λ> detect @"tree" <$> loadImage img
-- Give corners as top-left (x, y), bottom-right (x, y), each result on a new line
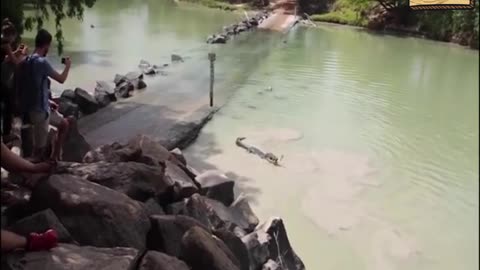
top-left (1, 0), bottom-right (97, 54)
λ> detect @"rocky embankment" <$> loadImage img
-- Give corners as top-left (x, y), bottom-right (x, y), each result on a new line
top-left (55, 57), bottom-right (181, 121)
top-left (2, 131), bottom-right (305, 269)
top-left (206, 11), bottom-right (270, 44)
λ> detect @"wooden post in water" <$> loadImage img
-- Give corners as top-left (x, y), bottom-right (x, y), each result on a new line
top-left (208, 53), bottom-right (216, 107)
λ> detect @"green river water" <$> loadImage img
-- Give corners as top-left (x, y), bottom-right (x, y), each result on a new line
top-left (24, 1), bottom-right (479, 269)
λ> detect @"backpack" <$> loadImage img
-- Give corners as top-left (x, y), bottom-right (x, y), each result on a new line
top-left (17, 54), bottom-right (47, 116)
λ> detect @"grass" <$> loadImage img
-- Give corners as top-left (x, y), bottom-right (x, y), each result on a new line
top-left (310, 0), bottom-right (369, 27)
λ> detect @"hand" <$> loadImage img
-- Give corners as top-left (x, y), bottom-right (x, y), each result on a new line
top-left (19, 44), bottom-right (28, 55)
top-left (50, 102), bottom-right (59, 111)
top-left (31, 161), bottom-right (55, 174)
top-left (63, 57), bottom-right (72, 68)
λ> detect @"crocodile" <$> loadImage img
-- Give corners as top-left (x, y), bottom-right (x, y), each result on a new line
top-left (235, 137), bottom-right (282, 166)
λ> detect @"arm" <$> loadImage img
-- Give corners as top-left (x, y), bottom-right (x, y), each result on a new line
top-left (47, 57), bottom-right (71, 84)
top-left (1, 143), bottom-right (52, 173)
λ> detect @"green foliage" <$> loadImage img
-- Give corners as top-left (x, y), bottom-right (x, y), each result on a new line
top-left (1, 0), bottom-right (97, 54)
top-left (310, 0), bottom-right (369, 26)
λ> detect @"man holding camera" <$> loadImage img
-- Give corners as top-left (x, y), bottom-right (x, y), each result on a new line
top-left (19, 29), bottom-right (72, 161)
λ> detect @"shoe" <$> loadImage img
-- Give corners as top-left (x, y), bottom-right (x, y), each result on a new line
top-left (27, 229), bottom-right (58, 251)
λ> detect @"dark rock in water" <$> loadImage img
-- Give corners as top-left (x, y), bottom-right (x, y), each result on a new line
top-left (144, 198), bottom-right (165, 216)
top-left (74, 87), bottom-right (99, 114)
top-left (29, 175), bottom-right (150, 249)
top-left (137, 79), bottom-right (147, 90)
top-left (163, 63), bottom-right (169, 67)
top-left (214, 228), bottom-right (250, 270)
top-left (242, 231), bottom-right (271, 270)
top-left (127, 134), bottom-right (173, 165)
top-left (143, 66), bottom-right (157, 75)
top-left (114, 74), bottom-right (128, 86)
top-left (96, 80), bottom-right (116, 94)
top-left (230, 197), bottom-right (259, 232)
top-left (62, 119), bottom-right (91, 163)
top-left (147, 215), bottom-right (210, 257)
top-left (55, 161), bottom-right (170, 203)
top-left (7, 209), bottom-right (75, 244)
top-left (2, 244), bottom-right (140, 270)
top-left (95, 92), bottom-right (113, 108)
top-left (237, 25), bottom-right (248, 33)
top-left (196, 170), bottom-right (235, 206)
top-left (139, 251), bottom-right (190, 270)
top-left (126, 71), bottom-right (144, 81)
top-left (258, 217), bottom-right (305, 270)
top-left (171, 54), bottom-right (184, 62)
top-left (262, 259), bottom-right (284, 270)
top-left (139, 59), bottom-right (151, 68)
top-left (207, 34), bottom-right (227, 44)
top-left (95, 81), bottom-right (117, 107)
top-left (249, 18), bottom-right (259, 26)
top-left (83, 142), bottom-right (142, 163)
top-left (180, 226), bottom-right (241, 270)
top-left (115, 81), bottom-right (134, 98)
top-left (57, 98), bottom-right (79, 119)
top-left (60, 89), bottom-right (75, 101)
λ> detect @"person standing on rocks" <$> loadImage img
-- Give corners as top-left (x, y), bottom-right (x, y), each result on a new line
top-left (18, 29), bottom-right (72, 161)
top-left (1, 142), bottom-right (58, 252)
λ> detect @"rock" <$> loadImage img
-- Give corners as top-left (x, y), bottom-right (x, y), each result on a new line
top-left (147, 215), bottom-right (210, 257)
top-left (57, 98), bottom-right (79, 119)
top-left (60, 89), bottom-right (75, 101)
top-left (125, 71), bottom-right (144, 81)
top-left (94, 81), bottom-right (117, 108)
top-left (95, 80), bottom-right (116, 94)
top-left (237, 25), bottom-right (248, 33)
top-left (115, 81), bottom-right (135, 98)
top-left (74, 87), bottom-right (99, 114)
top-left (144, 198), bottom-right (165, 216)
top-left (7, 209), bottom-right (75, 243)
top-left (230, 196), bottom-right (259, 232)
top-left (62, 119), bottom-right (91, 162)
top-left (262, 259), bottom-right (284, 270)
top-left (94, 92), bottom-right (113, 108)
top-left (249, 18), bottom-right (259, 26)
top-left (29, 175), bottom-right (150, 249)
top-left (165, 194), bottom-right (224, 230)
top-left (196, 170), bottom-right (235, 206)
top-left (61, 119), bottom-right (91, 163)
top-left (165, 160), bottom-right (198, 200)
top-left (207, 35), bottom-right (227, 44)
top-left (170, 148), bottom-right (186, 165)
top-left (258, 217), bottom-right (305, 270)
top-left (139, 251), bottom-right (190, 270)
top-left (143, 66), bottom-right (157, 75)
top-left (1, 243), bottom-right (140, 270)
top-left (127, 135), bottom-right (172, 164)
top-left (55, 161), bottom-right (170, 203)
top-left (137, 79), bottom-right (147, 90)
top-left (180, 226), bottom-right (240, 270)
top-left (171, 54), bottom-right (184, 62)
top-left (166, 194), bottom-right (258, 233)
top-left (83, 142), bottom-right (143, 163)
top-left (139, 59), bottom-right (151, 68)
top-left (114, 74), bottom-right (128, 86)
top-left (214, 228), bottom-right (250, 270)
top-left (242, 231), bottom-right (271, 270)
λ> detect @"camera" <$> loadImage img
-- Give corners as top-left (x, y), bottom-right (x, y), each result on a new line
top-left (61, 57), bottom-right (66, 64)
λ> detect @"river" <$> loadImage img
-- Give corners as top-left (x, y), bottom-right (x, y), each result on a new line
top-left (23, 1), bottom-right (479, 270)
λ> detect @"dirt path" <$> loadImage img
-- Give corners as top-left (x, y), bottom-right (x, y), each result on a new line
top-left (258, 0), bottom-right (299, 32)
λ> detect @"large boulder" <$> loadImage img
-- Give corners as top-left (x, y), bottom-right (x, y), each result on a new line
top-left (74, 88), bottom-right (99, 115)
top-left (114, 74), bottom-right (128, 86)
top-left (242, 231), bottom-right (271, 270)
top-left (60, 89), bottom-right (76, 101)
top-left (94, 81), bottom-right (117, 108)
top-left (147, 214), bottom-right (210, 257)
top-left (166, 194), bottom-right (258, 233)
top-left (196, 170), bottom-right (235, 206)
top-left (138, 251), bottom-right (190, 270)
top-left (61, 119), bottom-right (91, 163)
top-left (83, 142), bottom-right (143, 163)
top-left (170, 148), bottom-right (186, 165)
top-left (144, 198), bottom-right (165, 216)
top-left (115, 81), bottom-right (134, 98)
top-left (1, 244), bottom-right (140, 270)
top-left (57, 98), bottom-right (80, 119)
top-left (262, 259), bottom-right (284, 270)
top-left (137, 79), bottom-right (147, 90)
top-left (127, 135), bottom-right (171, 164)
top-left (258, 218), bottom-right (305, 270)
top-left (28, 175), bottom-right (150, 249)
top-left (165, 160), bottom-right (198, 200)
top-left (7, 209), bottom-right (74, 243)
top-left (214, 228), bottom-right (250, 270)
top-left (180, 226), bottom-right (240, 270)
top-left (55, 161), bottom-right (170, 203)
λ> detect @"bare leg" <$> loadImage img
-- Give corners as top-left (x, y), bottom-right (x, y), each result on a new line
top-left (51, 118), bottom-right (69, 161)
top-left (1, 230), bottom-right (27, 252)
